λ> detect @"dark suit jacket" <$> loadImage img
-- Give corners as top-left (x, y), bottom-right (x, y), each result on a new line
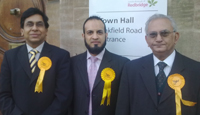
top-left (71, 50), bottom-right (129, 115)
top-left (0, 42), bottom-right (73, 115)
top-left (116, 51), bottom-right (200, 115)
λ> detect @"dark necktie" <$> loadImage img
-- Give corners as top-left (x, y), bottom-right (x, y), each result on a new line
top-left (29, 49), bottom-right (38, 73)
top-left (156, 62), bottom-right (167, 98)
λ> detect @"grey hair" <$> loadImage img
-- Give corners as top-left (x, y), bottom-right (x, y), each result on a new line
top-left (145, 14), bottom-right (177, 34)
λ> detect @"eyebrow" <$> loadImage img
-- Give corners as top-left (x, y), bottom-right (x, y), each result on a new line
top-left (86, 30), bottom-right (93, 32)
top-left (86, 29), bottom-right (104, 31)
top-left (26, 21), bottom-right (44, 23)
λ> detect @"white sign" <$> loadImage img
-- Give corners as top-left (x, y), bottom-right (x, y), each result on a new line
top-left (89, 0), bottom-right (167, 59)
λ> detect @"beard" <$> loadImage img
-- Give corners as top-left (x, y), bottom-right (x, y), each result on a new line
top-left (84, 38), bottom-right (106, 55)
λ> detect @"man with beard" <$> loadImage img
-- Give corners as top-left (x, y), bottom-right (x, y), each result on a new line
top-left (70, 16), bottom-right (129, 115)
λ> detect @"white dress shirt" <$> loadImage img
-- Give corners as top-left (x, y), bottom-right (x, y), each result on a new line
top-left (153, 50), bottom-right (176, 77)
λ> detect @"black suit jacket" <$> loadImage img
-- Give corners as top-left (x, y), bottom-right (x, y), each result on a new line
top-left (0, 42), bottom-right (73, 115)
top-left (71, 50), bottom-right (129, 115)
top-left (116, 51), bottom-right (200, 115)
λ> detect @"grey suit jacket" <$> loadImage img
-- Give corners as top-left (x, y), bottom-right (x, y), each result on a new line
top-left (71, 49), bottom-right (129, 115)
top-left (116, 51), bottom-right (200, 115)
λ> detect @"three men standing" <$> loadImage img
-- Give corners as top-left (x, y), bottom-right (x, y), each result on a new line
top-left (0, 7), bottom-right (199, 115)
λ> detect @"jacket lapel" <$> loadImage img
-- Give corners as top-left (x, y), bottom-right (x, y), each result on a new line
top-left (93, 50), bottom-right (112, 90)
top-left (140, 54), bottom-right (158, 106)
top-left (30, 42), bottom-right (52, 85)
top-left (18, 44), bottom-right (32, 78)
top-left (159, 52), bottom-right (184, 104)
top-left (78, 52), bottom-right (90, 90)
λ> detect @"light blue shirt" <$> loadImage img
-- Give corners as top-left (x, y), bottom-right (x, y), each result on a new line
top-left (26, 42), bottom-right (44, 61)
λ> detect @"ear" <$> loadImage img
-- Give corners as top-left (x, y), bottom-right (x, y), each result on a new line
top-left (174, 32), bottom-right (180, 44)
top-left (82, 33), bottom-right (85, 39)
top-left (145, 35), bottom-right (149, 47)
top-left (46, 29), bottom-right (48, 36)
top-left (105, 32), bottom-right (108, 39)
top-left (20, 29), bottom-right (24, 36)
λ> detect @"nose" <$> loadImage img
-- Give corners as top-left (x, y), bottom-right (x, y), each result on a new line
top-left (155, 33), bottom-right (163, 42)
top-left (32, 24), bottom-right (38, 31)
top-left (92, 32), bottom-right (98, 40)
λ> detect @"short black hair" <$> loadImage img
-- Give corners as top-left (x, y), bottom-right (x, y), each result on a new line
top-left (83, 15), bottom-right (107, 34)
top-left (20, 7), bottom-right (49, 28)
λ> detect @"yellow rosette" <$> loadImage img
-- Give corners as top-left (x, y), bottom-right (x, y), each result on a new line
top-left (35, 57), bottom-right (52, 93)
top-left (100, 68), bottom-right (115, 106)
top-left (167, 74), bottom-right (196, 115)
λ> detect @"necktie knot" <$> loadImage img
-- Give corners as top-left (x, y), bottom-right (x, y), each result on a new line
top-left (90, 56), bottom-right (98, 63)
top-left (157, 62), bottom-right (167, 71)
top-left (30, 49), bottom-right (38, 55)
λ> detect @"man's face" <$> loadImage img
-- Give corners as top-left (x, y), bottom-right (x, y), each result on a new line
top-left (145, 18), bottom-right (179, 60)
top-left (21, 14), bottom-right (48, 48)
top-left (83, 19), bottom-right (108, 55)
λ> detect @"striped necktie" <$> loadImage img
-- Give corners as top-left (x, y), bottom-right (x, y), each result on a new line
top-left (29, 49), bottom-right (38, 73)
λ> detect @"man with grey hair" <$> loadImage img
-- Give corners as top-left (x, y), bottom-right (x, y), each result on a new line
top-left (116, 13), bottom-right (200, 115)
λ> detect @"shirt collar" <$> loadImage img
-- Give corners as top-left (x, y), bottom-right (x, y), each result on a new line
top-left (26, 42), bottom-right (45, 53)
top-left (87, 48), bottom-right (105, 60)
top-left (153, 50), bottom-right (176, 67)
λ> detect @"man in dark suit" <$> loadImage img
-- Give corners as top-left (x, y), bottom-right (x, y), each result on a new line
top-left (116, 14), bottom-right (200, 115)
top-left (71, 16), bottom-right (129, 115)
top-left (0, 8), bottom-right (72, 115)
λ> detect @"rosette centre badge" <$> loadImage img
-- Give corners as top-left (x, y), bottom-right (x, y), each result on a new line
top-left (38, 58), bottom-right (51, 70)
top-left (102, 69), bottom-right (115, 82)
top-left (168, 75), bottom-right (185, 89)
